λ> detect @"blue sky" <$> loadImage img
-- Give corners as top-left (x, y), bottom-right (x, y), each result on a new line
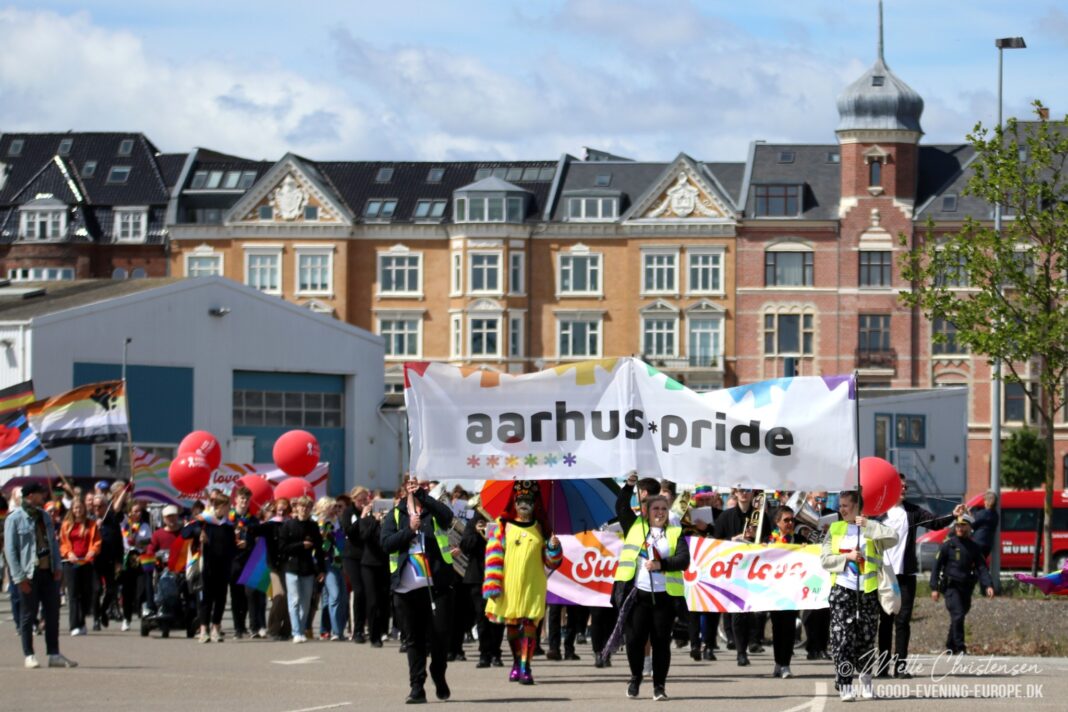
top-left (1, 1), bottom-right (1065, 161)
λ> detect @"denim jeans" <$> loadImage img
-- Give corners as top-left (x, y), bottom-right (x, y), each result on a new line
top-left (19, 568), bottom-right (61, 657)
top-left (320, 567), bottom-right (348, 637)
top-left (285, 572), bottom-right (314, 638)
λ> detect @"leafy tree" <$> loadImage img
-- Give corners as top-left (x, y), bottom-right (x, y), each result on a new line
top-left (1001, 427), bottom-right (1046, 490)
top-left (901, 103), bottom-right (1068, 570)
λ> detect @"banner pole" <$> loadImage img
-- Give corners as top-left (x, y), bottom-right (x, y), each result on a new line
top-left (853, 371), bottom-right (863, 678)
top-left (118, 338), bottom-right (134, 484)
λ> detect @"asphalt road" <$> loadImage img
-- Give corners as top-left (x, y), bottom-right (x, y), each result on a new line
top-left (1, 595), bottom-right (1065, 711)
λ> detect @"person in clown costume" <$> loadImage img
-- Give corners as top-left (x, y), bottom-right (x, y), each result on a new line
top-left (482, 480), bottom-right (562, 685)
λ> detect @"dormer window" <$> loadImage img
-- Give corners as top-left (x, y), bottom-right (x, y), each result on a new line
top-left (414, 200), bottom-right (447, 219)
top-left (826, 152), bottom-right (840, 164)
top-left (375, 167), bottom-right (394, 183)
top-left (114, 208), bottom-right (148, 242)
top-left (82, 161), bottom-right (97, 178)
top-left (454, 195), bottom-right (525, 223)
top-left (594, 174), bottom-right (612, 187)
top-left (364, 199), bottom-right (397, 219)
top-left (107, 166), bottom-right (131, 184)
top-left (58, 138), bottom-right (73, 156)
top-left (777, 151), bottom-right (795, 164)
top-left (19, 204), bottom-right (67, 241)
top-left (426, 168), bottom-right (445, 183)
top-left (567, 197), bottom-right (618, 221)
top-left (752, 184), bottom-right (801, 217)
top-left (942, 195), bottom-right (958, 212)
top-left (474, 168), bottom-right (492, 180)
top-left (118, 139), bottom-right (134, 156)
top-left (871, 75), bottom-right (885, 87)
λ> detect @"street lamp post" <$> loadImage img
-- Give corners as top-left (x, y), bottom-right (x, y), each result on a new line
top-left (990, 36), bottom-right (1025, 588)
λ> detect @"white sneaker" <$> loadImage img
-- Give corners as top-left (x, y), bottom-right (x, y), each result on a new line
top-left (643, 655), bottom-right (652, 678)
top-left (121, 619), bottom-right (131, 632)
top-left (70, 627), bottom-right (85, 637)
top-left (256, 628), bottom-right (268, 639)
top-left (780, 665), bottom-right (792, 679)
top-left (293, 635), bottom-right (306, 644)
top-left (839, 684), bottom-right (856, 702)
top-left (860, 674), bottom-right (874, 699)
top-left (25, 655), bottom-right (40, 669)
top-left (330, 634), bottom-right (340, 641)
top-left (48, 654), bottom-right (78, 668)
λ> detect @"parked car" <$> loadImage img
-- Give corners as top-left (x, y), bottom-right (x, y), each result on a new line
top-left (916, 489), bottom-right (1068, 572)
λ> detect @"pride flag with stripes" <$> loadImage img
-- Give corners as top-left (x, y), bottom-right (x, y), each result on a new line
top-left (27, 380), bottom-right (129, 447)
top-left (0, 380), bottom-right (35, 416)
top-left (237, 538), bottom-right (271, 593)
top-left (0, 409), bottom-right (51, 469)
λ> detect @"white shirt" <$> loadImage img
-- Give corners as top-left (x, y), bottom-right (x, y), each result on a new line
top-left (835, 524), bottom-right (867, 591)
top-left (395, 531), bottom-right (430, 594)
top-left (883, 505), bottom-right (909, 575)
top-left (635, 527), bottom-right (671, 593)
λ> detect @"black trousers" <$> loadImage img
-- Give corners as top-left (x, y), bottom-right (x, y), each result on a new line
top-left (688, 611), bottom-right (720, 651)
top-left (624, 591), bottom-right (675, 687)
top-left (450, 583), bottom-right (475, 654)
top-left (18, 568), bottom-right (61, 657)
top-left (229, 580), bottom-right (249, 633)
top-left (198, 562), bottom-right (229, 627)
top-left (119, 566), bottom-right (147, 621)
top-left (394, 587), bottom-right (452, 691)
top-left (247, 588), bottom-right (267, 632)
top-left (944, 582), bottom-right (973, 653)
top-left (803, 607), bottom-right (831, 654)
top-left (770, 610), bottom-right (798, 666)
top-left (92, 556), bottom-right (118, 623)
top-left (64, 563), bottom-right (95, 631)
top-left (730, 612), bottom-right (755, 656)
top-left (361, 564), bottom-right (391, 642)
top-left (548, 604), bottom-right (588, 654)
top-left (470, 583), bottom-right (504, 660)
top-left (878, 573), bottom-right (918, 673)
top-left (590, 606), bottom-right (618, 658)
top-left (343, 557), bottom-right (367, 636)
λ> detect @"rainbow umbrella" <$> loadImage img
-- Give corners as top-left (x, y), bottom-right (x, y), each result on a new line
top-left (480, 479), bottom-right (620, 535)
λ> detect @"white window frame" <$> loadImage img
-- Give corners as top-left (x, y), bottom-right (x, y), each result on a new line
top-left (641, 315), bottom-right (679, 358)
top-left (113, 207), bottom-right (148, 243)
top-left (377, 313), bottom-right (423, 361)
top-left (7, 267), bottom-right (76, 281)
top-left (184, 245), bottom-right (223, 277)
top-left (508, 312), bottom-right (525, 358)
top-left (566, 197), bottom-right (618, 221)
top-left (640, 248), bottom-right (680, 296)
top-left (686, 315), bottom-right (724, 369)
top-left (243, 245), bottom-right (283, 295)
top-left (450, 251), bottom-right (463, 296)
top-left (377, 249), bottom-right (424, 298)
top-left (468, 315), bottom-right (502, 360)
top-left (295, 246), bottom-right (334, 297)
top-left (450, 313), bottom-right (463, 359)
top-left (468, 250), bottom-right (503, 296)
top-left (686, 247), bottom-right (724, 296)
top-left (557, 252), bottom-right (603, 297)
top-left (509, 252), bottom-right (525, 295)
top-left (556, 316), bottom-right (603, 360)
top-left (19, 209), bottom-right (67, 241)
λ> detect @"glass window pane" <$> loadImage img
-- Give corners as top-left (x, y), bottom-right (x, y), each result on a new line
top-left (778, 315), bottom-right (800, 352)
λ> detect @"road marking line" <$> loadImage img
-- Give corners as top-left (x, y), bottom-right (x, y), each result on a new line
top-left (271, 656), bottom-right (321, 665)
top-left (282, 704), bottom-right (351, 712)
top-left (779, 682), bottom-right (827, 712)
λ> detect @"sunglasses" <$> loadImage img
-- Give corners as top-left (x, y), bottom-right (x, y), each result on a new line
top-left (814, 496), bottom-right (827, 502)
top-left (738, 489), bottom-right (753, 494)
top-left (780, 517), bottom-right (796, 523)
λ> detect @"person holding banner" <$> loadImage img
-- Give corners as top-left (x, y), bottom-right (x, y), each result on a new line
top-left (483, 480), bottom-right (563, 685)
top-left (765, 505), bottom-right (799, 679)
top-left (820, 491), bottom-right (898, 702)
top-left (382, 477), bottom-right (456, 704)
top-left (613, 480), bottom-right (690, 702)
top-left (713, 488), bottom-right (769, 666)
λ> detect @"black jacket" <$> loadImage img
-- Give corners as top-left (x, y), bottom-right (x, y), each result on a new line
top-left (181, 518), bottom-right (237, 574)
top-left (459, 512), bottom-right (490, 586)
top-left (380, 489), bottom-right (455, 593)
top-left (970, 506), bottom-right (998, 557)
top-left (358, 515), bottom-right (388, 567)
top-left (930, 535), bottom-right (993, 591)
top-left (279, 518), bottom-right (325, 577)
top-left (713, 503), bottom-right (771, 542)
top-left (341, 505), bottom-right (364, 561)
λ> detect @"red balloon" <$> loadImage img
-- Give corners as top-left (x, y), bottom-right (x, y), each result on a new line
top-left (859, 456), bottom-right (903, 516)
top-left (168, 453), bottom-right (212, 495)
top-left (272, 430), bottom-right (321, 477)
top-left (237, 474), bottom-right (274, 516)
top-left (178, 431), bottom-right (222, 471)
top-left (274, 477), bottom-right (315, 501)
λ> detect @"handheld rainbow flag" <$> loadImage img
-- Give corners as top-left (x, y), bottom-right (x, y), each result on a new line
top-left (139, 552), bottom-right (157, 572)
top-left (409, 551), bottom-right (431, 579)
top-left (168, 538), bottom-right (190, 574)
top-left (237, 538), bottom-right (271, 593)
top-left (1014, 561), bottom-right (1068, 596)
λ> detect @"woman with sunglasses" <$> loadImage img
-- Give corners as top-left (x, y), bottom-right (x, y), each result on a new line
top-left (765, 505), bottom-right (799, 678)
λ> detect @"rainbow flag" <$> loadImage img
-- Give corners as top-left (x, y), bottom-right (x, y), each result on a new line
top-left (237, 538), bottom-right (271, 593)
top-left (1015, 562), bottom-right (1068, 596)
top-left (168, 538), bottom-right (190, 573)
top-left (0, 380), bottom-right (35, 416)
top-left (27, 380), bottom-right (129, 447)
top-left (139, 552), bottom-right (156, 572)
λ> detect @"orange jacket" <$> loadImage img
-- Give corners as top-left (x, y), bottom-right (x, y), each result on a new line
top-left (59, 519), bottom-right (102, 564)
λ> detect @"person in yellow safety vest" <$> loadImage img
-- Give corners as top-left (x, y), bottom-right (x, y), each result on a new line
top-left (820, 490), bottom-right (898, 704)
top-left (380, 477), bottom-right (456, 705)
top-left (612, 487), bottom-right (690, 703)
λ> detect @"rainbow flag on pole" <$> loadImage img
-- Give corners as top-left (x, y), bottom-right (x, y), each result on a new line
top-left (237, 538), bottom-right (271, 593)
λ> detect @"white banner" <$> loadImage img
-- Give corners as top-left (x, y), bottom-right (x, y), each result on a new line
top-left (405, 358), bottom-right (857, 489)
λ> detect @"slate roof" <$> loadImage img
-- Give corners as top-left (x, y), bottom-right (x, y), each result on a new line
top-left (745, 143), bottom-right (842, 220)
top-left (914, 144), bottom-right (982, 220)
top-left (0, 132), bottom-right (174, 244)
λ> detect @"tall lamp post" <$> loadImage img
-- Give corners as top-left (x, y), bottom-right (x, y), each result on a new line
top-left (990, 36), bottom-right (1025, 588)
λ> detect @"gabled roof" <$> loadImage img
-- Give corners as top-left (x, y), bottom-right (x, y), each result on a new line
top-left (224, 153), bottom-right (355, 225)
top-left (455, 176), bottom-right (531, 193)
top-left (914, 144), bottom-right (981, 220)
top-left (621, 153), bottom-right (739, 221)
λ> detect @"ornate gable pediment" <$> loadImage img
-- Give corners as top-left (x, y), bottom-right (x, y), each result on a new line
top-left (644, 172), bottom-right (726, 219)
top-left (225, 154), bottom-right (353, 226)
